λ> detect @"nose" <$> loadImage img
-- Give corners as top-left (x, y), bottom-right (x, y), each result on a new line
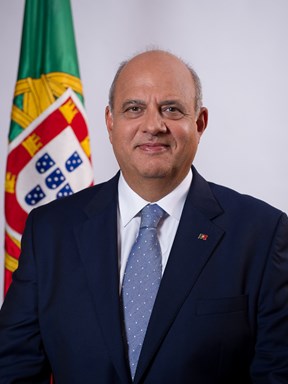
top-left (142, 108), bottom-right (167, 135)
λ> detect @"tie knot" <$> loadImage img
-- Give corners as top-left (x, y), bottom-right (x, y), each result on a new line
top-left (140, 204), bottom-right (165, 229)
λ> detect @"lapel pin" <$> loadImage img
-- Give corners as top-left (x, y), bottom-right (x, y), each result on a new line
top-left (198, 233), bottom-right (208, 240)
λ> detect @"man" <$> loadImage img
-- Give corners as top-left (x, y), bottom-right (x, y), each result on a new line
top-left (0, 50), bottom-right (288, 383)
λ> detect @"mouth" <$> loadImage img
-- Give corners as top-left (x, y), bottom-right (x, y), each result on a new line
top-left (136, 143), bottom-right (170, 153)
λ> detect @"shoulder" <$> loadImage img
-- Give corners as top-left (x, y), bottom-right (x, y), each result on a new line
top-left (191, 167), bottom-right (285, 222)
top-left (208, 181), bottom-right (286, 224)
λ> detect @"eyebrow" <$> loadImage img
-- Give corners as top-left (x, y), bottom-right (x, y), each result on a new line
top-left (159, 99), bottom-right (184, 107)
top-left (122, 99), bottom-right (184, 109)
top-left (121, 99), bottom-right (146, 110)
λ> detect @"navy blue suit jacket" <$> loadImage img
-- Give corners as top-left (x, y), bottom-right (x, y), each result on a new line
top-left (1, 168), bottom-right (288, 383)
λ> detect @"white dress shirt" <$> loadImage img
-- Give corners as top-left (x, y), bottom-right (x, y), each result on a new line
top-left (117, 169), bottom-right (192, 289)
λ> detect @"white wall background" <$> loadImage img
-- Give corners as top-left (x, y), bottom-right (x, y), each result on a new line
top-left (0, 0), bottom-right (288, 304)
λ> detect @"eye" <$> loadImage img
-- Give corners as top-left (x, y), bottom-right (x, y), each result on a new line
top-left (127, 106), bottom-right (142, 112)
top-left (122, 104), bottom-right (145, 118)
top-left (161, 106), bottom-right (185, 120)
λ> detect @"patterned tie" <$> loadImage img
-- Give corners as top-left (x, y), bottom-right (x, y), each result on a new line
top-left (122, 204), bottom-right (165, 379)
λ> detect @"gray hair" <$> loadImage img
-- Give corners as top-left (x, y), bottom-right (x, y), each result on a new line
top-left (108, 49), bottom-right (203, 114)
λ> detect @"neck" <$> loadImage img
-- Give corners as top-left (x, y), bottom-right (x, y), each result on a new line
top-left (122, 174), bottom-right (187, 202)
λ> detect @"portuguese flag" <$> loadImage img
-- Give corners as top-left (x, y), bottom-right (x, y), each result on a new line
top-left (4, 0), bottom-right (93, 294)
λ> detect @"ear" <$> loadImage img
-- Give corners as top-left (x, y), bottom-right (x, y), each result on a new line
top-left (196, 107), bottom-right (208, 141)
top-left (105, 106), bottom-right (114, 143)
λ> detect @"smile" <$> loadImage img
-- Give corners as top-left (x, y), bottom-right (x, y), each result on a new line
top-left (137, 143), bottom-right (170, 153)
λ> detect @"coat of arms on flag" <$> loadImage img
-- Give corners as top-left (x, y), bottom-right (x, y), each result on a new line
top-left (5, 89), bottom-right (93, 282)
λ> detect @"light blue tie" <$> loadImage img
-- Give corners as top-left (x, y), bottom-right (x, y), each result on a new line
top-left (122, 204), bottom-right (165, 379)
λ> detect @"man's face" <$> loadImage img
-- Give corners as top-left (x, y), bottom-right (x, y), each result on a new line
top-left (106, 51), bottom-right (208, 194)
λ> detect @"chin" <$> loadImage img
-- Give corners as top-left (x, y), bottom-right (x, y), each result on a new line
top-left (140, 167), bottom-right (171, 179)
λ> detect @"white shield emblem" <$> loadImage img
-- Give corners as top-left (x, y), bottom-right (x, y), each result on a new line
top-left (16, 126), bottom-right (93, 213)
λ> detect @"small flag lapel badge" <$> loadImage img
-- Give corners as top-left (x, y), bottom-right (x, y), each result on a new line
top-left (198, 233), bottom-right (208, 240)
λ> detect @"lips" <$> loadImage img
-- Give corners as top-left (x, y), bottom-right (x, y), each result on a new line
top-left (137, 143), bottom-right (169, 153)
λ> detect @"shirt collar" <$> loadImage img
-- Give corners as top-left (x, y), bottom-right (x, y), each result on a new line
top-left (118, 169), bottom-right (192, 227)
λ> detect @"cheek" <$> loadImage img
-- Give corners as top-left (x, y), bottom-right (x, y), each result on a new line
top-left (172, 129), bottom-right (200, 165)
top-left (110, 127), bottom-right (133, 153)
top-left (173, 125), bottom-right (198, 148)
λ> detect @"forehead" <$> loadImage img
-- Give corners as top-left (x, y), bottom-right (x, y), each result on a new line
top-left (114, 52), bottom-right (196, 103)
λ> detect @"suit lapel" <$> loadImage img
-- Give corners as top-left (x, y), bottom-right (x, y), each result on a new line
top-left (74, 174), bottom-right (131, 383)
top-left (134, 168), bottom-right (225, 383)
